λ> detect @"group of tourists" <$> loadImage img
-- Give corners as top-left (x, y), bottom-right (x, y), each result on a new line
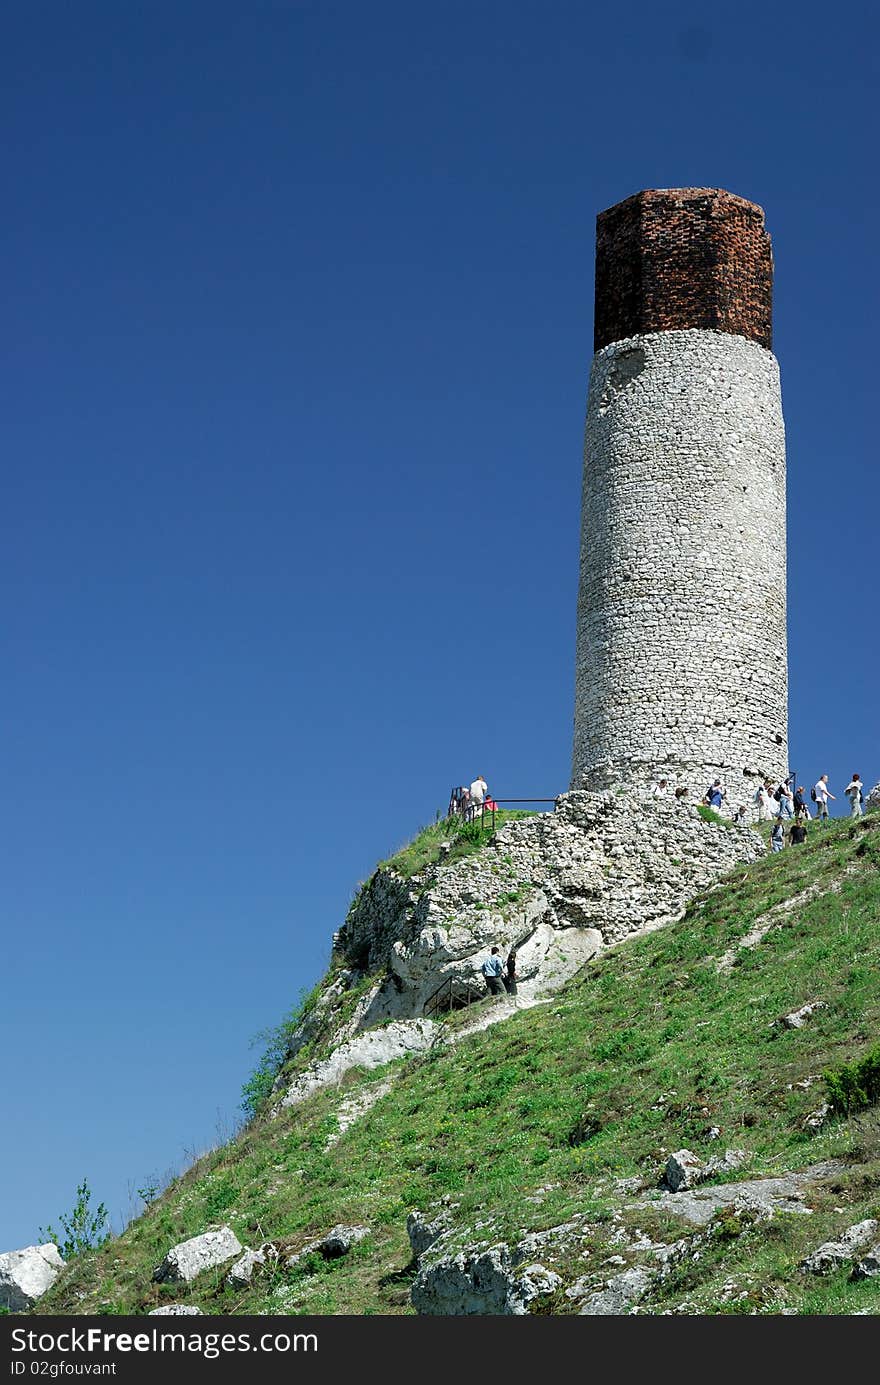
top-left (448, 774), bottom-right (497, 823)
top-left (649, 771), bottom-right (870, 840)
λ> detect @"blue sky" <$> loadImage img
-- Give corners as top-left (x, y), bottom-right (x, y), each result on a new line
top-left (2, 2), bottom-right (877, 1251)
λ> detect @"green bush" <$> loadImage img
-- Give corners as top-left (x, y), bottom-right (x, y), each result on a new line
top-left (39, 1179), bottom-right (110, 1261)
top-left (824, 1043), bottom-right (880, 1115)
top-left (240, 983), bottom-right (322, 1121)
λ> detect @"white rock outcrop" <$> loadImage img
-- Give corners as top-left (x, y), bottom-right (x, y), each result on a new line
top-left (577, 1266), bottom-right (653, 1315)
top-left (276, 1020), bottom-right (440, 1111)
top-left (799, 1220), bottom-right (878, 1275)
top-left (411, 1243), bottom-right (561, 1316)
top-left (0, 1243), bottom-right (64, 1311)
top-left (153, 1227), bottom-right (243, 1284)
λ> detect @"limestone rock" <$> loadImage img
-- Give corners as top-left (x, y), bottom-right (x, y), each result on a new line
top-left (407, 1206), bottom-right (456, 1259)
top-left (802, 1103), bottom-right (831, 1133)
top-left (663, 1150), bottom-right (705, 1192)
top-left (276, 1020), bottom-right (440, 1112)
top-left (149, 1305), bottom-right (204, 1315)
top-left (865, 782), bottom-right (880, 811)
top-left (850, 1245), bottom-right (880, 1281)
top-left (321, 1225), bottom-right (369, 1258)
top-left (780, 1001), bottom-right (826, 1030)
top-left (0, 1243), bottom-right (64, 1311)
top-left (153, 1227), bottom-right (243, 1284)
top-left (578, 1267), bottom-right (652, 1315)
top-left (800, 1220), bottom-right (878, 1275)
top-left (285, 1225), bottom-right (369, 1269)
top-left (226, 1247), bottom-right (267, 1287)
top-left (411, 1243), bottom-right (561, 1316)
top-left (634, 1160), bottom-right (844, 1227)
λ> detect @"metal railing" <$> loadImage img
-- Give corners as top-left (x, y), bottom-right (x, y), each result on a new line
top-left (446, 792), bottom-right (559, 835)
top-left (423, 975), bottom-right (484, 1017)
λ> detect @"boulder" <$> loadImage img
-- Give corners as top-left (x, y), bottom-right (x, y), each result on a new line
top-left (865, 782), bottom-right (880, 811)
top-left (578, 1267), bottom-right (653, 1315)
top-left (850, 1244), bottom-right (880, 1281)
top-left (0, 1243), bottom-right (64, 1311)
top-left (321, 1225), bottom-right (369, 1258)
top-left (780, 1001), bottom-right (826, 1030)
top-left (411, 1243), bottom-right (561, 1315)
top-left (663, 1150), bottom-right (705, 1192)
top-left (285, 1225), bottom-right (370, 1269)
top-left (226, 1247), bottom-right (267, 1287)
top-left (153, 1227), bottom-right (243, 1284)
top-left (800, 1220), bottom-right (878, 1275)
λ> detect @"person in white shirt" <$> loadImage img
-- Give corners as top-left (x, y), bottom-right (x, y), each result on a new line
top-left (844, 773), bottom-right (863, 818)
top-left (755, 781), bottom-right (774, 822)
top-left (651, 778), bottom-right (669, 799)
top-left (469, 774), bottom-right (488, 821)
top-left (814, 775), bottom-right (835, 825)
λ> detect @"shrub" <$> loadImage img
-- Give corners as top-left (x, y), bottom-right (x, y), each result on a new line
top-left (824, 1043), bottom-right (880, 1116)
top-left (39, 1179), bottom-right (111, 1260)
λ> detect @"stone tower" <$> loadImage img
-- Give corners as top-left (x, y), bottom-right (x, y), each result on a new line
top-left (571, 188), bottom-right (788, 803)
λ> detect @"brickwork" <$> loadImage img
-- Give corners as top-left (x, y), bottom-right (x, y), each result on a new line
top-left (594, 188), bottom-right (773, 351)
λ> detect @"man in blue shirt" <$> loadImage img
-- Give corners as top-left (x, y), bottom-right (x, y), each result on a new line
top-left (481, 947), bottom-right (506, 996)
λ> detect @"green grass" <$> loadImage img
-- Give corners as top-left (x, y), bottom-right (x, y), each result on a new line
top-left (33, 812), bottom-right (880, 1317)
top-left (378, 810), bottom-right (537, 879)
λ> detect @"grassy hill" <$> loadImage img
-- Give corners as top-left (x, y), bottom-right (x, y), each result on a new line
top-left (34, 812), bottom-right (880, 1316)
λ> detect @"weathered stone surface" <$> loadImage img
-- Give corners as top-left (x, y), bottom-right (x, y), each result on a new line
top-left (321, 1225), bottom-right (369, 1258)
top-left (276, 1020), bottom-right (440, 1111)
top-left (411, 1244), bottom-right (561, 1316)
top-left (328, 792), bottom-right (762, 1031)
top-left (285, 1225), bottom-right (369, 1269)
top-left (0, 1243), bottom-right (64, 1311)
top-left (153, 1228), bottom-right (243, 1284)
top-left (407, 1204), bottom-right (458, 1259)
top-left (850, 1244), bottom-right (880, 1280)
top-left (278, 793), bottom-right (762, 1120)
top-left (577, 1266), bottom-right (653, 1315)
top-left (781, 1001), bottom-right (825, 1030)
top-left (226, 1247), bottom-right (267, 1288)
top-left (573, 327), bottom-right (786, 802)
top-left (148, 1305), bottom-right (204, 1315)
top-left (799, 1220), bottom-right (878, 1275)
top-left (634, 1161), bottom-right (844, 1227)
top-left (664, 1150), bottom-right (705, 1192)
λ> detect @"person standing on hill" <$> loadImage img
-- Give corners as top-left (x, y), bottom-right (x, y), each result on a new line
top-left (813, 775), bottom-right (835, 825)
top-left (756, 781), bottom-right (774, 822)
top-left (793, 785), bottom-right (810, 821)
top-left (790, 819), bottom-right (808, 845)
top-left (504, 949), bottom-right (518, 996)
top-left (481, 947), bottom-right (506, 996)
top-left (770, 819), bottom-right (786, 852)
top-left (469, 774), bottom-right (488, 821)
top-left (844, 773), bottom-right (864, 818)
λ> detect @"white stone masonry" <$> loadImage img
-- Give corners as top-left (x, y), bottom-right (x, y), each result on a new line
top-left (572, 328), bottom-right (788, 803)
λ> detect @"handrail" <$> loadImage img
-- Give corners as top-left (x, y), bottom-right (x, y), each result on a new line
top-left (423, 974), bottom-right (483, 1017)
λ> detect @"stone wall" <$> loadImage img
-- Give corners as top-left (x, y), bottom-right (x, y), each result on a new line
top-left (594, 189), bottom-right (773, 351)
top-left (572, 328), bottom-right (787, 804)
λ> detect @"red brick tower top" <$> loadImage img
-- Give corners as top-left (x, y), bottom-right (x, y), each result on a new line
top-left (593, 188), bottom-right (773, 352)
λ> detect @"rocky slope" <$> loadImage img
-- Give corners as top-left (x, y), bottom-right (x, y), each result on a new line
top-left (23, 809), bottom-right (880, 1316)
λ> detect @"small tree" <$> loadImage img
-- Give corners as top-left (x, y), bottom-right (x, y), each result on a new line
top-left (39, 1179), bottom-right (111, 1260)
